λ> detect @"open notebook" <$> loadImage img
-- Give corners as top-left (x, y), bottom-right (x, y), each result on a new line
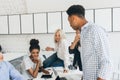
top-left (52, 67), bottom-right (67, 80)
top-left (41, 69), bottom-right (53, 78)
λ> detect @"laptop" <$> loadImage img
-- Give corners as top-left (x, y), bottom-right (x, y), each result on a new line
top-left (52, 67), bottom-right (67, 80)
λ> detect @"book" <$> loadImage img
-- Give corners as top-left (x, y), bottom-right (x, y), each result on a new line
top-left (41, 70), bottom-right (53, 78)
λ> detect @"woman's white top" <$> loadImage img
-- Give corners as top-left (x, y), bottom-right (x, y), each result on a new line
top-left (21, 55), bottom-right (42, 80)
top-left (55, 39), bottom-right (70, 69)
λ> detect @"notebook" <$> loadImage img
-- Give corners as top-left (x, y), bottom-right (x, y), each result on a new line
top-left (41, 69), bottom-right (53, 78)
top-left (52, 67), bottom-right (67, 80)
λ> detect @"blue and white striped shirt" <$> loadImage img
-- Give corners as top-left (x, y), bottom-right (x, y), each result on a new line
top-left (80, 22), bottom-right (112, 80)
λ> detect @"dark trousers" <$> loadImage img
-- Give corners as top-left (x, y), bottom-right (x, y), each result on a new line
top-left (73, 53), bottom-right (82, 71)
top-left (43, 53), bottom-right (64, 68)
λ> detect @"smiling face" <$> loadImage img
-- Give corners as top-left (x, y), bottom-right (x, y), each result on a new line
top-left (30, 49), bottom-right (39, 59)
top-left (54, 31), bottom-right (61, 43)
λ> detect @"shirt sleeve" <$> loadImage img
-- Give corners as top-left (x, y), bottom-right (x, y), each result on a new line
top-left (94, 29), bottom-right (112, 79)
top-left (7, 62), bottom-right (24, 80)
top-left (69, 46), bottom-right (76, 54)
top-left (39, 57), bottom-right (43, 67)
top-left (61, 40), bottom-right (70, 70)
top-left (23, 57), bottom-right (32, 70)
top-left (54, 44), bottom-right (58, 52)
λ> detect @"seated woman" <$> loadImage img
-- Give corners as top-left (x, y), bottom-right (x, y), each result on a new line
top-left (69, 30), bottom-right (82, 71)
top-left (0, 45), bottom-right (24, 80)
top-left (21, 39), bottom-right (49, 80)
top-left (43, 29), bottom-right (70, 73)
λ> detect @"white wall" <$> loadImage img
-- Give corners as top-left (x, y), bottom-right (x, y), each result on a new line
top-left (25, 0), bottom-right (120, 13)
top-left (108, 32), bottom-right (120, 66)
top-left (0, 0), bottom-right (27, 15)
top-left (0, 33), bottom-right (75, 53)
top-left (25, 0), bottom-right (81, 13)
top-left (79, 0), bottom-right (120, 9)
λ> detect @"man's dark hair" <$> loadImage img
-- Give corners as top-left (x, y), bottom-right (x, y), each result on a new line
top-left (66, 5), bottom-right (85, 17)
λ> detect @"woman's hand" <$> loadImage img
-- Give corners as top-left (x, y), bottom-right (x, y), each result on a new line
top-left (35, 59), bottom-right (40, 64)
top-left (74, 34), bottom-right (80, 43)
top-left (45, 47), bottom-right (54, 51)
top-left (40, 67), bottom-right (50, 74)
top-left (33, 58), bottom-right (40, 64)
top-left (43, 70), bottom-right (50, 74)
top-left (63, 69), bottom-right (68, 73)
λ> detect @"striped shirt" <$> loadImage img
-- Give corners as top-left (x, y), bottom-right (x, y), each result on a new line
top-left (80, 22), bottom-right (112, 80)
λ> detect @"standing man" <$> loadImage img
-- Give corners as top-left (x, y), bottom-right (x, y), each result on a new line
top-left (66, 5), bottom-right (112, 80)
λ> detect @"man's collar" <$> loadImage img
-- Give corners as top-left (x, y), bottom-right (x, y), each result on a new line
top-left (81, 22), bottom-right (90, 30)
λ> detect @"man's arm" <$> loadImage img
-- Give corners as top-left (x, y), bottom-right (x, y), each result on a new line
top-left (94, 29), bottom-right (112, 80)
top-left (8, 62), bottom-right (24, 80)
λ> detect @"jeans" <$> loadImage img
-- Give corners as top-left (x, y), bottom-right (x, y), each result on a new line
top-left (43, 53), bottom-right (64, 68)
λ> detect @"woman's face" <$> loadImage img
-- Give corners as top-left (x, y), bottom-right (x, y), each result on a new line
top-left (31, 49), bottom-right (39, 59)
top-left (55, 31), bottom-right (61, 43)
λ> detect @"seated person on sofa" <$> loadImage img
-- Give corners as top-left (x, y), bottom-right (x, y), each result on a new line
top-left (43, 29), bottom-right (70, 73)
top-left (0, 45), bottom-right (24, 80)
top-left (21, 39), bottom-right (49, 80)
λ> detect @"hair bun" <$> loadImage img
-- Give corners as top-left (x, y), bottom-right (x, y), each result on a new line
top-left (30, 39), bottom-right (39, 46)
